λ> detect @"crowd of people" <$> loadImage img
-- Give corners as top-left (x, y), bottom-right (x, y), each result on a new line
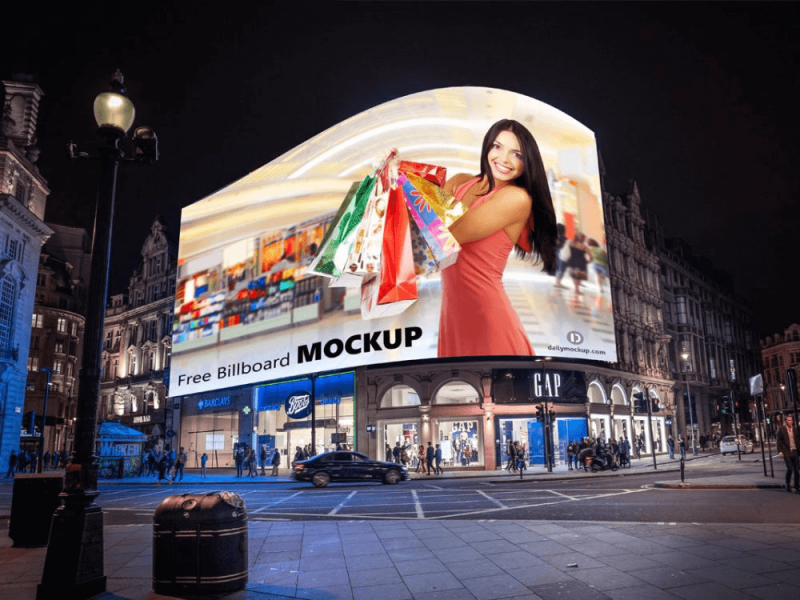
top-left (5, 448), bottom-right (69, 477)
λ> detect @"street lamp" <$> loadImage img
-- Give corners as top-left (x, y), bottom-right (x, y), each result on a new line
top-left (38, 71), bottom-right (158, 600)
top-left (36, 368), bottom-right (52, 473)
top-left (680, 349), bottom-right (698, 456)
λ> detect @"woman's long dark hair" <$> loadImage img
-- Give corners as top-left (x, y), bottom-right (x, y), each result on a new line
top-left (478, 119), bottom-right (558, 273)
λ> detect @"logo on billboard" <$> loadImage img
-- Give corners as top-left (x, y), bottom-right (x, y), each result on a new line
top-left (286, 392), bottom-right (313, 419)
top-left (566, 331), bottom-right (584, 345)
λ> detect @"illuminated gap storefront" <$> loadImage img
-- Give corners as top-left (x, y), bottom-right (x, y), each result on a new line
top-left (492, 368), bottom-right (588, 467)
top-left (255, 372), bottom-right (354, 461)
top-left (179, 388), bottom-right (251, 469)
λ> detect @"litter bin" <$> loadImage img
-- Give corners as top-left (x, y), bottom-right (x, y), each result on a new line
top-left (153, 491), bottom-right (247, 595)
top-left (8, 473), bottom-right (64, 547)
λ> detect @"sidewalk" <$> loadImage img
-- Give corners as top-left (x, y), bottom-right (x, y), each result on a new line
top-left (2, 453), bottom-right (790, 600)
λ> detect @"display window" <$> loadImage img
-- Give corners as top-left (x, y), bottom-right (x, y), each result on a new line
top-left (588, 415), bottom-right (610, 441)
top-left (380, 421), bottom-right (420, 465)
top-left (498, 418), bottom-right (530, 468)
top-left (612, 416), bottom-right (632, 444)
top-left (437, 419), bottom-right (482, 467)
top-left (180, 411), bottom-right (239, 469)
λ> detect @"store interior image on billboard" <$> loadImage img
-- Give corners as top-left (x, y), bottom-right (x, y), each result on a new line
top-left (170, 87), bottom-right (616, 397)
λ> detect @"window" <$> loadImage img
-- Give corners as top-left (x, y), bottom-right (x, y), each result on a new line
top-left (149, 320), bottom-right (158, 341)
top-left (32, 313), bottom-right (44, 328)
top-left (27, 356), bottom-right (39, 371)
top-left (71, 321), bottom-right (77, 336)
top-left (0, 277), bottom-right (17, 354)
top-left (66, 362), bottom-right (74, 377)
top-left (53, 359), bottom-right (64, 374)
top-left (55, 340), bottom-right (65, 354)
top-left (380, 385), bottom-right (420, 408)
top-left (56, 317), bottom-right (67, 333)
top-left (675, 297), bottom-right (687, 325)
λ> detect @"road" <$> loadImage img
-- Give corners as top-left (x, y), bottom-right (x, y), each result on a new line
top-left (14, 455), bottom-right (783, 526)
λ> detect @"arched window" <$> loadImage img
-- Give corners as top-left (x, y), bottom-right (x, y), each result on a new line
top-left (588, 381), bottom-right (607, 404)
top-left (611, 384), bottom-right (627, 405)
top-left (380, 384), bottom-right (420, 408)
top-left (433, 381), bottom-right (479, 405)
top-left (0, 276), bottom-right (18, 356)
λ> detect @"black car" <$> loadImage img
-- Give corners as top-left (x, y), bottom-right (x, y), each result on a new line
top-left (292, 450), bottom-right (409, 487)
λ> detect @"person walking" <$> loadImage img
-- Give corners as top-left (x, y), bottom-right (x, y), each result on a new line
top-left (200, 452), bottom-right (208, 477)
top-left (260, 445), bottom-right (268, 476)
top-left (679, 437), bottom-right (686, 460)
top-left (235, 447), bottom-right (244, 477)
top-left (6, 450), bottom-right (17, 478)
top-left (667, 437), bottom-right (675, 459)
top-left (777, 414), bottom-right (800, 493)
top-left (156, 455), bottom-right (170, 485)
top-left (435, 444), bottom-right (443, 475)
top-left (566, 442), bottom-right (574, 471)
top-left (425, 441), bottom-right (435, 475)
top-left (172, 447), bottom-right (187, 482)
top-left (248, 449), bottom-right (258, 477)
top-left (415, 445), bottom-right (426, 473)
top-left (392, 441), bottom-right (402, 464)
top-left (271, 449), bottom-right (281, 476)
top-left (506, 440), bottom-right (517, 472)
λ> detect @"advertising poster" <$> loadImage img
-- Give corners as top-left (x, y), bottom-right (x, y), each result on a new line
top-left (170, 87), bottom-right (616, 396)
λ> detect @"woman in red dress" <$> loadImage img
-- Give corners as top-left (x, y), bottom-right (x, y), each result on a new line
top-left (438, 119), bottom-right (557, 358)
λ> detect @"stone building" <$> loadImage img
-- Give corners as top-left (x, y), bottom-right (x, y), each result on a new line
top-left (23, 224), bottom-right (90, 458)
top-left (99, 217), bottom-right (176, 452)
top-left (645, 212), bottom-right (762, 444)
top-left (0, 76), bottom-right (52, 469)
top-left (760, 323), bottom-right (800, 427)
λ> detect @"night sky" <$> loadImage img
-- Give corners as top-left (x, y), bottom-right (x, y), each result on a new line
top-left (6, 2), bottom-right (798, 337)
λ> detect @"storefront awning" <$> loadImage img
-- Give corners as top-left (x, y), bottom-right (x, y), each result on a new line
top-left (256, 372), bottom-right (354, 411)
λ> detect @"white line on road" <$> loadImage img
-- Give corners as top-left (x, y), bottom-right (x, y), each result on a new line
top-left (412, 490), bottom-right (425, 519)
top-left (250, 491), bottom-right (304, 514)
top-left (328, 491), bottom-right (357, 516)
top-left (477, 490), bottom-right (507, 509)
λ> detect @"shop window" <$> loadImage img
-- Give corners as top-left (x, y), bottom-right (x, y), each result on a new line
top-left (380, 384), bottom-right (420, 408)
top-left (433, 381), bottom-right (479, 405)
top-left (436, 420), bottom-right (482, 467)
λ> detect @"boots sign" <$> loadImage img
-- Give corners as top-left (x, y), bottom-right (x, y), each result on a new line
top-left (286, 391), bottom-right (313, 419)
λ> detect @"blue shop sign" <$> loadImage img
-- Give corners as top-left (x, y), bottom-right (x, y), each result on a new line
top-left (198, 396), bottom-right (232, 410)
top-left (285, 391), bottom-right (313, 419)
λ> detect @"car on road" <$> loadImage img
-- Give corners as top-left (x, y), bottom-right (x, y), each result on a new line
top-left (719, 435), bottom-right (754, 455)
top-left (292, 450), bottom-right (409, 487)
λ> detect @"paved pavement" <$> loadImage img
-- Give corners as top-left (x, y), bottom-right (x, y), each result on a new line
top-left (2, 452), bottom-right (794, 600)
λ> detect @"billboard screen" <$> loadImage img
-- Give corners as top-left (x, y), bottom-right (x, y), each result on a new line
top-left (170, 87), bottom-right (616, 396)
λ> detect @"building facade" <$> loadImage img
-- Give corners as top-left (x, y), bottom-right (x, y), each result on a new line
top-left (645, 212), bottom-right (762, 444)
top-left (99, 217), bottom-right (176, 453)
top-left (760, 323), bottom-right (800, 428)
top-left (0, 76), bottom-right (52, 469)
top-left (23, 225), bottom-right (90, 458)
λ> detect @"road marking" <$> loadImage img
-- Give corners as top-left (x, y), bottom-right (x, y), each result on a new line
top-left (477, 490), bottom-right (507, 508)
top-left (412, 490), bottom-right (425, 519)
top-left (328, 491), bottom-right (357, 516)
top-left (548, 490), bottom-right (578, 500)
top-left (250, 491), bottom-right (304, 514)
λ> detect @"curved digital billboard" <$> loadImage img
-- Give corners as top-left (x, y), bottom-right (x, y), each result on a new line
top-left (170, 87), bottom-right (616, 396)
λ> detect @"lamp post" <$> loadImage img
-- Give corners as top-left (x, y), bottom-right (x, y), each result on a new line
top-left (680, 349), bottom-right (697, 456)
top-left (36, 368), bottom-right (52, 473)
top-left (37, 71), bottom-right (157, 600)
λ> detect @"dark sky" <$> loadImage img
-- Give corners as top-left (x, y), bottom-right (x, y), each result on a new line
top-left (6, 2), bottom-right (798, 337)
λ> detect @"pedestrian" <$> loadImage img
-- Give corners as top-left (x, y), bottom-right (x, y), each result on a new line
top-left (6, 450), bottom-right (17, 478)
top-left (566, 442), bottom-right (574, 470)
top-left (148, 451), bottom-right (156, 476)
top-left (415, 445), bottom-right (426, 473)
top-left (777, 414), bottom-right (800, 494)
top-left (43, 451), bottom-right (51, 471)
top-left (271, 449), bottom-right (281, 476)
top-left (293, 446), bottom-right (304, 463)
top-left (425, 441), bottom-right (435, 475)
top-left (200, 452), bottom-right (208, 477)
top-left (506, 440), bottom-right (517, 472)
top-left (248, 449), bottom-right (258, 477)
top-left (260, 445), bottom-right (268, 476)
top-left (173, 447), bottom-right (187, 482)
top-left (156, 455), bottom-right (170, 485)
top-left (667, 437), bottom-right (675, 459)
top-left (393, 441), bottom-right (402, 464)
top-left (385, 443), bottom-right (393, 462)
top-left (435, 444), bottom-right (443, 475)
top-left (52, 451), bottom-right (59, 470)
top-left (235, 447), bottom-right (244, 477)
top-left (699, 435), bottom-right (707, 452)
top-left (679, 437), bottom-right (686, 460)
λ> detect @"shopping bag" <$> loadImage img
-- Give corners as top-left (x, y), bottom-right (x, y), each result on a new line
top-left (398, 173), bottom-right (460, 270)
top-left (307, 176), bottom-right (375, 278)
top-left (398, 160), bottom-right (447, 187)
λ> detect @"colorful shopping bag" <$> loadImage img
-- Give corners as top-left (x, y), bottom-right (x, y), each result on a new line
top-left (398, 160), bottom-right (447, 187)
top-left (398, 173), bottom-right (460, 270)
top-left (307, 177), bottom-right (375, 278)
top-left (361, 185), bottom-right (419, 318)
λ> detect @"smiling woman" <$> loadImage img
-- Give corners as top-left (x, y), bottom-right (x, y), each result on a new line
top-left (438, 119), bottom-right (558, 358)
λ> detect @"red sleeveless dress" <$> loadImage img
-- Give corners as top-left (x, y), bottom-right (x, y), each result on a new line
top-left (437, 178), bottom-right (534, 358)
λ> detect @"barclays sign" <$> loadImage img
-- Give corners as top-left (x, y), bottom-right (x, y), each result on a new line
top-left (285, 391), bottom-right (312, 419)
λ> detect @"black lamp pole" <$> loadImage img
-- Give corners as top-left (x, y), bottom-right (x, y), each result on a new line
top-left (36, 368), bottom-right (52, 473)
top-left (38, 71), bottom-right (156, 600)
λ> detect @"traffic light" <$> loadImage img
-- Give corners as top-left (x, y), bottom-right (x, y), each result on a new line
top-left (633, 392), bottom-right (645, 413)
top-left (720, 398), bottom-right (730, 414)
top-left (535, 405), bottom-right (544, 419)
top-left (652, 398), bottom-right (660, 413)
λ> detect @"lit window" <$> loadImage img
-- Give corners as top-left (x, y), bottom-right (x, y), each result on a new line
top-left (56, 318), bottom-right (67, 333)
